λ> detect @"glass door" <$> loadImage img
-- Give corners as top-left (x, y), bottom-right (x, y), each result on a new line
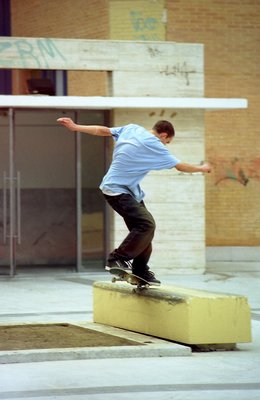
top-left (15, 109), bottom-right (77, 269)
top-left (0, 107), bottom-right (109, 276)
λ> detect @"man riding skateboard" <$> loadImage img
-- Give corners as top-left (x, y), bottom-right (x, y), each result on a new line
top-left (57, 118), bottom-right (211, 285)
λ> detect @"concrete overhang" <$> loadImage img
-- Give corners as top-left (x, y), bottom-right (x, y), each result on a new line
top-left (0, 95), bottom-right (248, 110)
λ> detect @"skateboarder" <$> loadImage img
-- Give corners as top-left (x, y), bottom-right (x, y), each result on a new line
top-left (57, 118), bottom-right (211, 285)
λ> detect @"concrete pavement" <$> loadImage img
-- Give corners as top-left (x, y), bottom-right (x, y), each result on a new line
top-left (0, 266), bottom-right (260, 400)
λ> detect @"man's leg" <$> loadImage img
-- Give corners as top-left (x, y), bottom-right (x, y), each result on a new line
top-left (104, 194), bottom-right (160, 285)
top-left (122, 203), bottom-right (153, 273)
top-left (104, 194), bottom-right (155, 263)
top-left (131, 243), bottom-right (152, 273)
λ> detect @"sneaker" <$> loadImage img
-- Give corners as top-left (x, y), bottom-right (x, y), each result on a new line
top-left (105, 259), bottom-right (132, 272)
top-left (138, 270), bottom-right (161, 286)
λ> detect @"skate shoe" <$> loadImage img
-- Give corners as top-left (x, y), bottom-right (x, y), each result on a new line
top-left (105, 259), bottom-right (132, 272)
top-left (136, 269), bottom-right (161, 286)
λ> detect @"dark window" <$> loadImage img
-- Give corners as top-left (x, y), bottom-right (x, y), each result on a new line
top-left (0, 0), bottom-right (12, 94)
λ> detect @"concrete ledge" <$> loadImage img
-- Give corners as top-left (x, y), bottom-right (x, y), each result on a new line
top-left (0, 344), bottom-right (188, 364)
top-left (93, 282), bottom-right (252, 345)
top-left (206, 247), bottom-right (260, 262)
top-left (207, 261), bottom-right (260, 273)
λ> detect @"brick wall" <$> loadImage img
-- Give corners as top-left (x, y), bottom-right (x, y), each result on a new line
top-left (67, 71), bottom-right (108, 96)
top-left (11, 0), bottom-right (109, 39)
top-left (10, 0), bottom-right (109, 95)
top-left (166, 0), bottom-right (260, 246)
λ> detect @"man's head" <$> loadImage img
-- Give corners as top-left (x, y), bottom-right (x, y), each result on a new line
top-left (152, 120), bottom-right (175, 145)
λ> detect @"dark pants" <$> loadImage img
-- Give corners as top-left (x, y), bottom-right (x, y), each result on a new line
top-left (104, 193), bottom-right (155, 274)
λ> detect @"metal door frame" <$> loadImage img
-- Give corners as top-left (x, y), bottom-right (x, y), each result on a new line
top-left (75, 111), bottom-right (82, 272)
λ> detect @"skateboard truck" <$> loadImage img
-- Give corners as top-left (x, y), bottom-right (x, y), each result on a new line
top-left (110, 267), bottom-right (150, 292)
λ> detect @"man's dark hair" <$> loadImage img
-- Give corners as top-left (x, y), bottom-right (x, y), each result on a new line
top-left (152, 120), bottom-right (175, 138)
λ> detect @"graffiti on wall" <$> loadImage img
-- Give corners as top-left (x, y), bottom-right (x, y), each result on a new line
top-left (210, 157), bottom-right (260, 186)
top-left (129, 10), bottom-right (162, 40)
top-left (159, 63), bottom-right (197, 86)
top-left (109, 0), bottom-right (165, 41)
top-left (0, 38), bottom-right (66, 69)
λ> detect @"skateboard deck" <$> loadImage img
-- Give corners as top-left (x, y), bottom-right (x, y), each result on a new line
top-left (109, 266), bottom-right (150, 291)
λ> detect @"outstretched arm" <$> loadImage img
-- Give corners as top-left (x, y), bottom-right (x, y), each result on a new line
top-left (175, 162), bottom-right (211, 173)
top-left (57, 117), bottom-right (111, 136)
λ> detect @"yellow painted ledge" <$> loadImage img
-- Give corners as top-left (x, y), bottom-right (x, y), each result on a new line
top-left (93, 282), bottom-right (251, 345)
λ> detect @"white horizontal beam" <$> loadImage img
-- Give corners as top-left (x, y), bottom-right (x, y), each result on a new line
top-left (0, 95), bottom-right (248, 110)
top-left (0, 37), bottom-right (203, 72)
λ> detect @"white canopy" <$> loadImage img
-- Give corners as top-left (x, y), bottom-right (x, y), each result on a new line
top-left (0, 95), bottom-right (248, 110)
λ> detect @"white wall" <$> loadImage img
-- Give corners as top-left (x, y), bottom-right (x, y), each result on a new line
top-left (112, 108), bottom-right (206, 274)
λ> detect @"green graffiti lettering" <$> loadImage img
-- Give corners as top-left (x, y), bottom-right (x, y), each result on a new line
top-left (0, 42), bottom-right (13, 66)
top-left (15, 39), bottom-right (40, 68)
top-left (37, 38), bottom-right (66, 68)
top-left (0, 42), bottom-right (12, 52)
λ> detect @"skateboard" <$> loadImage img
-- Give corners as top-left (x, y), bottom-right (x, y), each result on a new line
top-left (109, 267), bottom-right (150, 292)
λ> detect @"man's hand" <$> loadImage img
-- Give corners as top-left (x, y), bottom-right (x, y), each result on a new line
top-left (176, 162), bottom-right (212, 174)
top-left (57, 117), bottom-right (77, 132)
top-left (200, 163), bottom-right (212, 173)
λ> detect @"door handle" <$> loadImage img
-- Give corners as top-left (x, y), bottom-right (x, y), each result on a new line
top-left (3, 171), bottom-right (21, 245)
top-left (3, 171), bottom-right (7, 244)
top-left (16, 171), bottom-right (21, 244)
